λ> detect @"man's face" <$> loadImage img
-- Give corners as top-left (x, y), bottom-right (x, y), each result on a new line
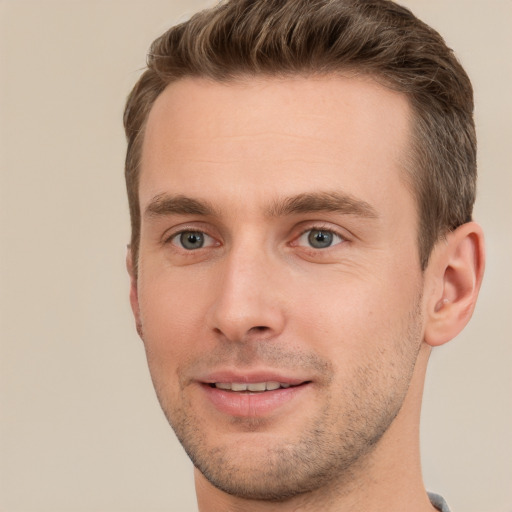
top-left (132, 76), bottom-right (427, 499)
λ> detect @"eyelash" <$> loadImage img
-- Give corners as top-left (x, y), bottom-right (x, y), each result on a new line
top-left (293, 225), bottom-right (346, 250)
top-left (165, 229), bottom-right (218, 250)
top-left (164, 224), bottom-right (346, 253)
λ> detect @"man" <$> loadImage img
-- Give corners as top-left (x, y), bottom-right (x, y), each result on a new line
top-left (124, 1), bottom-right (485, 510)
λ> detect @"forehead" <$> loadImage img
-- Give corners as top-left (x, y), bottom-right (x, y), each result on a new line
top-left (140, 75), bottom-right (413, 215)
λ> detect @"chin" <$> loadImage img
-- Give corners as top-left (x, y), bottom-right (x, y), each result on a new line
top-left (191, 444), bottom-right (338, 502)
top-left (169, 407), bottom-right (384, 502)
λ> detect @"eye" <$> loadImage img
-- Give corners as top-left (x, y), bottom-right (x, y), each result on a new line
top-left (297, 228), bottom-right (344, 249)
top-left (170, 230), bottom-right (216, 250)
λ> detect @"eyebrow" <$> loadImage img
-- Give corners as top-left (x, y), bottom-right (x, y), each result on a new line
top-left (144, 194), bottom-right (218, 218)
top-left (144, 191), bottom-right (378, 220)
top-left (267, 191), bottom-right (378, 219)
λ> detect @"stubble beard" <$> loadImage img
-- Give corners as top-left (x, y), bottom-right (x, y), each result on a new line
top-left (148, 299), bottom-right (424, 503)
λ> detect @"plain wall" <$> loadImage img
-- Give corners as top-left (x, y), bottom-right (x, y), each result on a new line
top-left (1, 1), bottom-right (511, 511)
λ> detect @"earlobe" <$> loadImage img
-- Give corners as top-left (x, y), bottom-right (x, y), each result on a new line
top-left (424, 222), bottom-right (485, 347)
top-left (126, 246), bottom-right (143, 338)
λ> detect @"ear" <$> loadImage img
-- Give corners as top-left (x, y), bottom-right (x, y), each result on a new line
top-left (424, 222), bottom-right (485, 347)
top-left (126, 245), bottom-right (143, 338)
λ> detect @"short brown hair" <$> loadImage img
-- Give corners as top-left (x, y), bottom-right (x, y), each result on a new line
top-left (124, 0), bottom-right (476, 271)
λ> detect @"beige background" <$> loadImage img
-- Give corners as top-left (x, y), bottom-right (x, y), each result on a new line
top-left (1, 1), bottom-right (511, 511)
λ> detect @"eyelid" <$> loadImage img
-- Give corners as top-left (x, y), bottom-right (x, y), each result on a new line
top-left (290, 222), bottom-right (349, 247)
top-left (302, 228), bottom-right (343, 244)
top-left (161, 223), bottom-right (221, 247)
top-left (169, 230), bottom-right (218, 250)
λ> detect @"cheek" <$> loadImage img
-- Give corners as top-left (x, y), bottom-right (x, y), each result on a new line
top-left (292, 268), bottom-right (421, 359)
top-left (140, 261), bottom-right (210, 316)
top-left (137, 272), bottom-right (207, 366)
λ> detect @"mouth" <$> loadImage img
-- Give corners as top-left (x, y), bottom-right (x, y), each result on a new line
top-left (200, 376), bottom-right (312, 417)
top-left (208, 381), bottom-right (303, 392)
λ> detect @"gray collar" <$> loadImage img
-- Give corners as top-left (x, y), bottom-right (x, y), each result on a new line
top-left (428, 492), bottom-right (451, 512)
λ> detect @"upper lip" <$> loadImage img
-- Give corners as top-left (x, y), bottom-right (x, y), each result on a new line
top-left (198, 370), bottom-right (310, 386)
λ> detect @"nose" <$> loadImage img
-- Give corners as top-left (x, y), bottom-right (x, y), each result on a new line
top-left (206, 241), bottom-right (286, 343)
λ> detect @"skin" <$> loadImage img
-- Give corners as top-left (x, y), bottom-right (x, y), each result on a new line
top-left (127, 76), bottom-right (485, 511)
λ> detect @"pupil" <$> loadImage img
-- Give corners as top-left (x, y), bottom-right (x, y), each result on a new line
top-left (181, 232), bottom-right (204, 249)
top-left (308, 230), bottom-right (333, 248)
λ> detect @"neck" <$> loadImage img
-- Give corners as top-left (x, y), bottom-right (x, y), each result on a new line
top-left (195, 344), bottom-right (437, 512)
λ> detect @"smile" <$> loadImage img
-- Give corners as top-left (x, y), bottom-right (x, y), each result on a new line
top-left (210, 381), bottom-right (294, 392)
top-left (202, 379), bottom-right (311, 417)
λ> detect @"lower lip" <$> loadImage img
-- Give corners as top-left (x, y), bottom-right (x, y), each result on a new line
top-left (201, 384), bottom-right (309, 418)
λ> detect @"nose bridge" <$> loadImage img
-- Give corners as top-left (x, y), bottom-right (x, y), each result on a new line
top-left (207, 234), bottom-right (285, 342)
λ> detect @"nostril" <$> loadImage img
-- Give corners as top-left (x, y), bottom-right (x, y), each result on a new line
top-left (252, 326), bottom-right (269, 332)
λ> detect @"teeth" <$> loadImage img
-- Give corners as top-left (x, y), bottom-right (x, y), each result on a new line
top-left (214, 382), bottom-right (293, 392)
top-left (247, 382), bottom-right (266, 392)
top-left (215, 382), bottom-right (233, 390)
